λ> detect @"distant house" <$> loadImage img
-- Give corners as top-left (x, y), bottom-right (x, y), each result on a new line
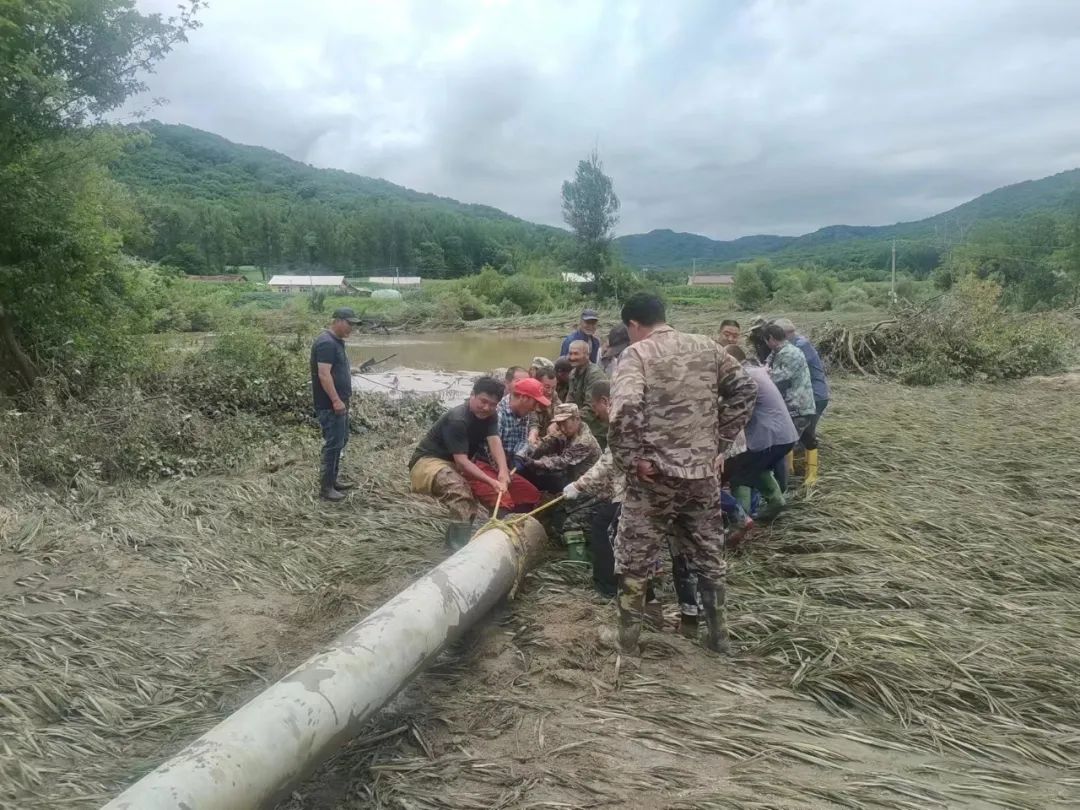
top-left (561, 272), bottom-right (593, 284)
top-left (268, 275), bottom-right (347, 293)
top-left (364, 276), bottom-right (421, 287)
top-left (687, 274), bottom-right (735, 287)
top-left (185, 274), bottom-right (247, 283)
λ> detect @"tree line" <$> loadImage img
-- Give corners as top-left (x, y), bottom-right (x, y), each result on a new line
top-left (111, 123), bottom-right (570, 278)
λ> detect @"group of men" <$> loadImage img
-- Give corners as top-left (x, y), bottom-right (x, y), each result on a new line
top-left (310, 299), bottom-right (830, 656)
top-left (406, 309), bottom-right (619, 549)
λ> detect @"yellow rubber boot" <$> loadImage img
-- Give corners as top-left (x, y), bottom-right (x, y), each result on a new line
top-left (804, 449), bottom-right (819, 487)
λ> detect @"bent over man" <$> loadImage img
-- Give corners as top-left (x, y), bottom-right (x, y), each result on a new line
top-left (609, 293), bottom-right (757, 654)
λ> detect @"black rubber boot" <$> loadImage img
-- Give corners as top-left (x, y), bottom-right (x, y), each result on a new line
top-left (678, 612), bottom-right (699, 640)
top-left (697, 578), bottom-right (730, 654)
top-left (320, 487), bottom-right (346, 502)
top-left (444, 521), bottom-right (473, 552)
top-left (617, 575), bottom-right (647, 655)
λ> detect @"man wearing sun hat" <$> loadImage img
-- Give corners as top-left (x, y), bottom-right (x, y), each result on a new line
top-left (560, 308), bottom-right (601, 363)
top-left (522, 403), bottom-right (602, 493)
top-left (475, 376), bottom-right (550, 512)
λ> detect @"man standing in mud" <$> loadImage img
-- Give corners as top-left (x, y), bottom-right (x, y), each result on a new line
top-left (609, 293), bottom-right (757, 654)
top-left (311, 308), bottom-right (363, 501)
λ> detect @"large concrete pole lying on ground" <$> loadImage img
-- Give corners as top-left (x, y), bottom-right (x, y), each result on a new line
top-left (102, 518), bottom-right (546, 810)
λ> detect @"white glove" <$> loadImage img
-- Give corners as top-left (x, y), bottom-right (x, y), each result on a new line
top-left (563, 483), bottom-right (581, 500)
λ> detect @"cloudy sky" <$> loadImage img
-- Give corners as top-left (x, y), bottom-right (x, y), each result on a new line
top-left (131, 0), bottom-right (1080, 239)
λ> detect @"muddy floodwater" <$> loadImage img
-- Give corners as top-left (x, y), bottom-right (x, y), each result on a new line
top-left (348, 330), bottom-right (569, 401)
top-left (346, 330), bottom-right (563, 372)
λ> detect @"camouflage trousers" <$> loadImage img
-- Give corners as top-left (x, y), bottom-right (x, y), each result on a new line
top-left (430, 467), bottom-right (484, 521)
top-left (615, 473), bottom-right (727, 582)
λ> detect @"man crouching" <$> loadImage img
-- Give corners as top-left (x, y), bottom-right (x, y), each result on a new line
top-left (408, 376), bottom-right (509, 550)
top-left (521, 403), bottom-right (601, 494)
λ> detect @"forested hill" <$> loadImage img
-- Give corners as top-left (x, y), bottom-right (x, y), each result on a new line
top-left (111, 122), bottom-right (567, 276)
top-left (616, 168), bottom-right (1080, 272)
top-left (613, 230), bottom-right (795, 269)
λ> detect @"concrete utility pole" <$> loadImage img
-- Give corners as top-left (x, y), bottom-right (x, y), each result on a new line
top-left (891, 240), bottom-right (897, 296)
top-left (102, 519), bottom-right (547, 810)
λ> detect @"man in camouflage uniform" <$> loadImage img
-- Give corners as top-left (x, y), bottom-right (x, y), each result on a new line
top-left (523, 403), bottom-right (602, 492)
top-left (764, 324), bottom-right (816, 433)
top-left (609, 293), bottom-right (757, 654)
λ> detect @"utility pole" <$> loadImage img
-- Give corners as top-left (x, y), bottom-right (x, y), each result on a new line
top-left (889, 240), bottom-right (898, 306)
top-left (890, 240), bottom-right (896, 295)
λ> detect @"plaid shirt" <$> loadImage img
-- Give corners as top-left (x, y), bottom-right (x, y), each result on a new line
top-left (480, 396), bottom-right (533, 464)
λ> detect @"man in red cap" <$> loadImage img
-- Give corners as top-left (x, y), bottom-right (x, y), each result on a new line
top-left (474, 376), bottom-right (549, 512)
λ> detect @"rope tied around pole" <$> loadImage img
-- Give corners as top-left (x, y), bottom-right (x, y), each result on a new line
top-left (468, 495), bottom-right (566, 599)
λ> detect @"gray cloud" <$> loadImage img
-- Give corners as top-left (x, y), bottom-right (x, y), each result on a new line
top-left (131, 0), bottom-right (1080, 238)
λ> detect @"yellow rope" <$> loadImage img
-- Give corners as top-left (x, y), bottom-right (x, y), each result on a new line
top-left (506, 495), bottom-right (565, 526)
top-left (467, 494), bottom-right (568, 599)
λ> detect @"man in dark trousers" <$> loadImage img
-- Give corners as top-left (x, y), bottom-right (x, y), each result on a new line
top-left (311, 308), bottom-right (362, 501)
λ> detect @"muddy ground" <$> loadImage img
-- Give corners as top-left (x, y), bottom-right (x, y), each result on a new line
top-left (3, 375), bottom-right (1079, 808)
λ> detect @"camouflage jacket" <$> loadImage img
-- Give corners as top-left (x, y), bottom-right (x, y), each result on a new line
top-left (574, 446), bottom-right (625, 503)
top-left (527, 422), bottom-right (601, 478)
top-left (535, 391), bottom-right (561, 437)
top-left (609, 324), bottom-right (758, 479)
top-left (767, 343), bottom-right (816, 418)
top-left (566, 362), bottom-right (608, 448)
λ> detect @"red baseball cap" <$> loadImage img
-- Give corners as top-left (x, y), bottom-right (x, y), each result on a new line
top-left (512, 377), bottom-right (551, 407)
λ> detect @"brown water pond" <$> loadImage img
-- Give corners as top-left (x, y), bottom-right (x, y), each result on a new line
top-left (345, 331), bottom-right (564, 372)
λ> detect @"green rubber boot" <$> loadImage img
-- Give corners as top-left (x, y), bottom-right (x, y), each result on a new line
top-left (617, 575), bottom-right (647, 655)
top-left (755, 470), bottom-right (786, 522)
top-left (733, 485), bottom-right (753, 515)
top-left (443, 521), bottom-right (473, 552)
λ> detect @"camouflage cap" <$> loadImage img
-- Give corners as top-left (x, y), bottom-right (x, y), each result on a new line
top-left (551, 402), bottom-right (581, 422)
top-left (531, 356), bottom-right (555, 371)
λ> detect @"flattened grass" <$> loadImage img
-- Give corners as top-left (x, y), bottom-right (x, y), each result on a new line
top-left (4, 374), bottom-right (1079, 809)
top-left (279, 375), bottom-right (1080, 809)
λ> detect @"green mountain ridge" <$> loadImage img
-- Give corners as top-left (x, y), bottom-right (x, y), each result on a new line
top-left (111, 122), bottom-right (566, 276)
top-left (616, 168), bottom-right (1080, 272)
top-left (112, 122), bottom-right (1079, 280)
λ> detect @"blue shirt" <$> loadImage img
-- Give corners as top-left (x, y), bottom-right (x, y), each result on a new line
top-left (560, 330), bottom-right (600, 363)
top-left (793, 335), bottom-right (830, 402)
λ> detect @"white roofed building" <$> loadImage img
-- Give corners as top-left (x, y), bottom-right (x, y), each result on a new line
top-left (687, 274), bottom-right (735, 287)
top-left (365, 276), bottom-right (421, 287)
top-left (267, 275), bottom-right (347, 292)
